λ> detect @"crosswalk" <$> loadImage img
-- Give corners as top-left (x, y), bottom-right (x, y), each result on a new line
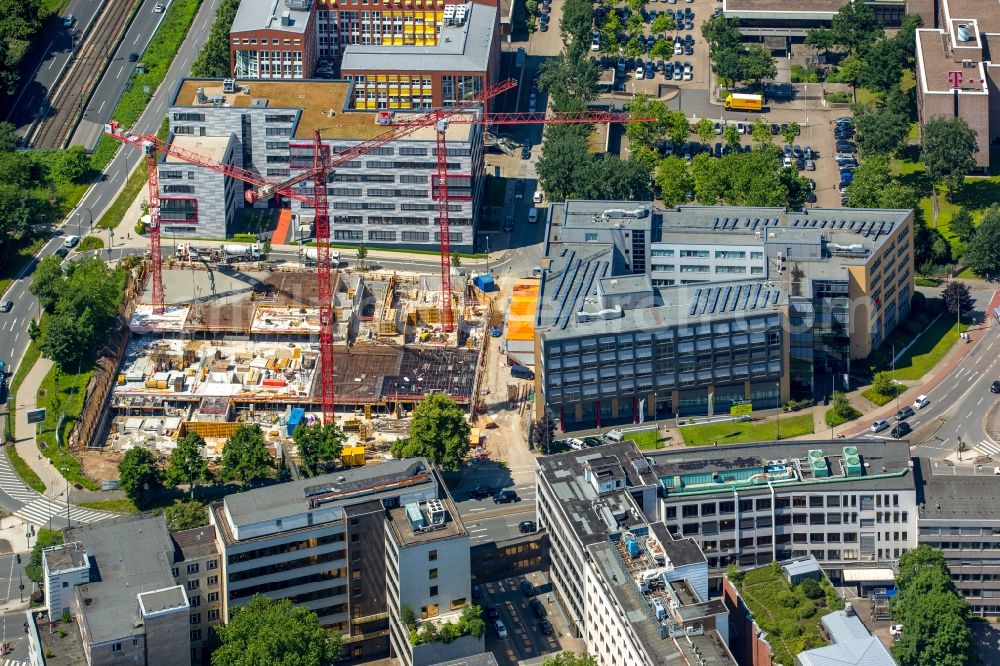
top-left (1, 658), bottom-right (28, 666)
top-left (0, 450), bottom-right (112, 526)
top-left (976, 439), bottom-right (1000, 458)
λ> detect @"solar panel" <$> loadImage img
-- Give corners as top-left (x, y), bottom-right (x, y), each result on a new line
top-left (744, 218), bottom-right (751, 227)
top-left (709, 288), bottom-right (721, 314)
top-left (739, 284), bottom-right (752, 310)
top-left (792, 219), bottom-right (799, 227)
top-left (699, 289), bottom-right (711, 315)
top-left (838, 220), bottom-right (845, 229)
top-left (752, 219), bottom-right (759, 230)
top-left (689, 289), bottom-right (701, 316)
top-left (721, 285), bottom-right (733, 311)
top-left (885, 222), bottom-right (894, 234)
top-left (713, 217), bottom-right (719, 229)
top-left (722, 217), bottom-right (729, 229)
top-left (771, 290), bottom-right (779, 304)
top-left (750, 283), bottom-right (762, 309)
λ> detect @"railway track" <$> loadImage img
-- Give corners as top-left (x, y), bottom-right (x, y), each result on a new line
top-left (30, 0), bottom-right (137, 149)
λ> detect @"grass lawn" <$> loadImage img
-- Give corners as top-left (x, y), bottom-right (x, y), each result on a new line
top-left (0, 235), bottom-right (48, 296)
top-left (888, 318), bottom-right (963, 381)
top-left (861, 386), bottom-right (903, 406)
top-left (733, 564), bottom-right (845, 666)
top-left (36, 364), bottom-right (100, 491)
top-left (825, 404), bottom-right (861, 427)
top-left (681, 413), bottom-right (813, 446)
top-left (623, 430), bottom-right (664, 450)
top-left (78, 236), bottom-right (105, 252)
top-left (77, 498), bottom-right (138, 513)
top-left (915, 277), bottom-right (940, 287)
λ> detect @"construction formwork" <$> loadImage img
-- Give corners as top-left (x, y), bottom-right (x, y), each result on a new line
top-left (506, 279), bottom-right (539, 367)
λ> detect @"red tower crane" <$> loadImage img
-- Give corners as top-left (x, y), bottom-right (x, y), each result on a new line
top-left (104, 77), bottom-right (517, 423)
top-left (391, 109), bottom-right (655, 332)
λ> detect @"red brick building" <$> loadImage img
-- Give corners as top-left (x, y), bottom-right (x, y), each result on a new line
top-left (230, 0), bottom-right (318, 79)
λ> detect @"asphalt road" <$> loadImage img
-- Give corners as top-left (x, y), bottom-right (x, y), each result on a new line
top-left (0, 610), bottom-right (33, 661)
top-left (5, 0), bottom-right (102, 137)
top-left (70, 0), bottom-right (175, 150)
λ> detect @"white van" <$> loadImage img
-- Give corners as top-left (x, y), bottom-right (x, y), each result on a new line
top-left (604, 429), bottom-right (625, 445)
top-left (528, 207), bottom-right (539, 224)
top-left (533, 190), bottom-right (544, 205)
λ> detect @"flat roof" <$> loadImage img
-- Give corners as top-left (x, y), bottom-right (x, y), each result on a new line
top-left (341, 3), bottom-right (496, 73)
top-left (172, 79), bottom-right (474, 141)
top-left (231, 0), bottom-right (311, 33)
top-left (649, 440), bottom-right (915, 497)
top-left (44, 542), bottom-right (87, 572)
top-left (137, 586), bottom-right (188, 616)
top-left (723, 0), bottom-right (843, 14)
top-left (916, 29), bottom-right (990, 94)
top-left (64, 515), bottom-right (178, 645)
top-left (165, 135), bottom-right (232, 163)
top-left (386, 496), bottom-right (467, 546)
top-left (798, 610), bottom-right (896, 666)
top-left (222, 458), bottom-right (436, 529)
top-left (916, 457), bottom-right (1000, 521)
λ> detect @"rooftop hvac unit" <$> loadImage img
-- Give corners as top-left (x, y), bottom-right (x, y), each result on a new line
top-left (425, 499), bottom-right (446, 525)
top-left (957, 24), bottom-right (970, 42)
top-left (405, 502), bottom-right (425, 531)
top-left (222, 78), bottom-right (236, 93)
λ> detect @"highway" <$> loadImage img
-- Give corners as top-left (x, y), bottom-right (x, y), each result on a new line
top-left (5, 0), bottom-right (101, 138)
top-left (70, 0), bottom-right (176, 150)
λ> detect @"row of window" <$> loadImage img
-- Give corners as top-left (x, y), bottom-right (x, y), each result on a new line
top-left (233, 38), bottom-right (302, 46)
top-left (652, 248), bottom-right (765, 260)
top-left (666, 493), bottom-right (903, 517)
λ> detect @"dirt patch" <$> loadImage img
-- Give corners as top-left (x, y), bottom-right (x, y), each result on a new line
top-left (79, 448), bottom-right (125, 483)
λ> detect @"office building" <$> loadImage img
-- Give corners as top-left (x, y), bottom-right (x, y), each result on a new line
top-left (231, 0), bottom-right (318, 79)
top-left (648, 440), bottom-right (918, 581)
top-left (720, 0), bottom-right (932, 37)
top-left (534, 202), bottom-right (914, 428)
top-left (210, 458), bottom-right (474, 663)
top-left (536, 443), bottom-right (737, 666)
top-left (165, 78), bottom-right (483, 250)
top-left (340, 1), bottom-right (499, 110)
top-left (40, 515), bottom-right (201, 666)
top-left (915, 0), bottom-right (1000, 171)
top-left (171, 525), bottom-right (225, 663)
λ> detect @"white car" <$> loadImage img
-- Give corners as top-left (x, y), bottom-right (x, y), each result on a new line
top-left (889, 624), bottom-right (903, 640)
top-left (153, 2), bottom-right (165, 11)
top-left (682, 64), bottom-right (692, 81)
top-left (870, 419), bottom-right (890, 433)
top-left (495, 620), bottom-right (508, 639)
top-left (566, 438), bottom-right (585, 450)
top-left (913, 395), bottom-right (929, 409)
top-left (674, 41), bottom-right (683, 55)
top-left (635, 66), bottom-right (644, 80)
top-left (532, 190), bottom-right (544, 204)
top-left (737, 122), bottom-right (746, 134)
top-left (63, 235), bottom-right (80, 248)
top-left (591, 33), bottom-right (600, 51)
top-left (528, 93), bottom-right (537, 112)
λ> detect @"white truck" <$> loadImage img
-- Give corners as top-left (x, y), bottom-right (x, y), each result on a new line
top-left (300, 247), bottom-right (341, 266)
top-left (219, 243), bottom-right (265, 263)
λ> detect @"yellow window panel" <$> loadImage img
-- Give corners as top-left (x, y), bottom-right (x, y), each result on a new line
top-left (400, 101), bottom-right (412, 109)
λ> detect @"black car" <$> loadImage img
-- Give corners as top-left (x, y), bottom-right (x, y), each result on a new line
top-left (770, 123), bottom-right (780, 135)
top-left (519, 520), bottom-right (537, 533)
top-left (805, 192), bottom-right (817, 203)
top-left (520, 144), bottom-right (531, 159)
top-left (55, 247), bottom-right (69, 258)
top-left (895, 406), bottom-right (915, 421)
top-left (891, 421), bottom-right (912, 439)
top-left (530, 598), bottom-right (547, 619)
top-left (539, 620), bottom-right (554, 636)
top-left (128, 52), bottom-right (139, 62)
top-left (468, 485), bottom-right (493, 499)
top-left (493, 490), bottom-right (520, 504)
top-left (472, 585), bottom-right (483, 600)
top-left (583, 436), bottom-right (603, 447)
top-left (539, 20), bottom-right (548, 31)
top-left (836, 141), bottom-right (856, 152)
top-left (992, 381), bottom-right (1000, 394)
top-left (714, 142), bottom-right (723, 157)
top-left (485, 606), bottom-right (500, 621)
top-left (520, 580), bottom-right (536, 597)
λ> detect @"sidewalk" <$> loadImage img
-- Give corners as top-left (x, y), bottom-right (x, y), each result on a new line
top-left (13, 356), bottom-right (68, 496)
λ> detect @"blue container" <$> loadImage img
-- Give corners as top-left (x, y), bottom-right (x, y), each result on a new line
top-left (286, 407), bottom-right (305, 437)
top-left (626, 537), bottom-right (639, 558)
top-left (473, 274), bottom-right (496, 292)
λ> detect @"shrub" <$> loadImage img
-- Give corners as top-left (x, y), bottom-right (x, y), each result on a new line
top-left (776, 592), bottom-right (799, 609)
top-left (825, 92), bottom-right (851, 104)
top-left (778, 619), bottom-right (803, 638)
top-left (799, 578), bottom-right (824, 600)
top-left (135, 220), bottom-right (146, 235)
top-left (232, 233), bottom-right (257, 243)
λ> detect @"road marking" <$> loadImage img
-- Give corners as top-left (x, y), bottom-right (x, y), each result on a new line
top-left (116, 65), bottom-right (124, 78)
top-left (989, 342), bottom-right (995, 352)
top-left (134, 33), bottom-right (141, 44)
top-left (979, 397), bottom-right (985, 406)
top-left (979, 440), bottom-right (1000, 457)
top-left (968, 410), bottom-right (974, 418)
top-left (48, 58), bottom-right (56, 70)
top-left (98, 99), bottom-right (105, 114)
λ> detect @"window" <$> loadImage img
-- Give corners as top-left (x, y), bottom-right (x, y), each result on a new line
top-left (190, 629), bottom-right (202, 641)
top-left (112, 643), bottom-right (122, 653)
top-left (207, 575), bottom-right (218, 586)
top-left (430, 585), bottom-right (438, 596)
top-left (208, 592), bottom-right (219, 603)
top-left (187, 563), bottom-right (200, 574)
top-left (208, 609), bottom-right (220, 621)
top-left (187, 580), bottom-right (200, 590)
top-left (369, 230), bottom-right (396, 242)
top-left (429, 550), bottom-right (438, 561)
top-left (190, 595), bottom-right (201, 607)
top-left (207, 559), bottom-right (218, 570)
top-left (351, 533), bottom-right (360, 543)
top-left (62, 581), bottom-right (68, 588)
top-left (585, 233), bottom-right (598, 241)
top-left (679, 249), bottom-right (709, 258)
top-left (190, 613), bottom-right (201, 624)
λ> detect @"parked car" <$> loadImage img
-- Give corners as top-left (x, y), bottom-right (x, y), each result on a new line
top-left (469, 485), bottom-right (493, 499)
top-left (539, 620), bottom-right (554, 636)
top-left (494, 620), bottom-right (508, 639)
top-left (803, 145), bottom-right (813, 159)
top-left (870, 419), bottom-right (890, 433)
top-left (683, 42), bottom-right (693, 55)
top-left (645, 61), bottom-right (655, 78)
top-left (486, 606), bottom-right (500, 621)
top-left (895, 406), bottom-right (915, 421)
top-left (54, 247), bottom-right (69, 258)
top-left (791, 145), bottom-right (802, 158)
top-left (770, 123), bottom-right (780, 135)
top-left (891, 422), bottom-right (912, 439)
top-left (591, 32), bottom-right (600, 51)
top-left (521, 144), bottom-right (531, 160)
top-left (836, 141), bottom-right (856, 153)
top-left (583, 436), bottom-right (603, 447)
top-left (0, 300), bottom-right (12, 313)
top-left (913, 395), bottom-right (929, 409)
top-left (682, 62), bottom-right (692, 80)
top-left (992, 380), bottom-right (1000, 394)
top-left (493, 489), bottom-right (520, 504)
top-left (530, 598), bottom-right (547, 619)
top-left (736, 122), bottom-right (746, 134)
top-left (520, 580), bottom-right (536, 597)
top-left (519, 520), bottom-right (537, 533)
top-left (635, 65), bottom-right (645, 80)
top-left (804, 192), bottom-right (817, 203)
top-left (714, 122), bottom-right (722, 135)
top-left (804, 159), bottom-right (815, 171)
top-left (833, 152), bottom-right (856, 162)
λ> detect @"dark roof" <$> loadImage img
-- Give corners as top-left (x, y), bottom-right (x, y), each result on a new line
top-left (171, 525), bottom-right (218, 561)
top-left (916, 457), bottom-right (1000, 521)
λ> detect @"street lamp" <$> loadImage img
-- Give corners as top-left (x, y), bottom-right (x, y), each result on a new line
top-left (485, 235), bottom-right (490, 273)
top-left (61, 466), bottom-right (70, 528)
top-left (775, 379), bottom-right (781, 440)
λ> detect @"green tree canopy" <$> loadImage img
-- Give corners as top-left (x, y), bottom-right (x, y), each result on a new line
top-left (29, 255), bottom-right (64, 311)
top-left (390, 393), bottom-right (471, 470)
top-left (655, 156), bottom-right (693, 208)
top-left (854, 104), bottom-right (909, 156)
top-left (542, 653), bottom-right (597, 666)
top-left (559, 0), bottom-right (594, 42)
top-left (941, 281), bottom-right (973, 319)
top-left (166, 432), bottom-right (209, 497)
top-left (949, 207), bottom-right (975, 243)
top-left (650, 13), bottom-right (675, 34)
top-left (26, 529), bottom-right (62, 584)
top-left (845, 155), bottom-right (917, 209)
top-left (293, 422), bottom-right (346, 476)
top-left (212, 594), bottom-right (341, 666)
top-left (781, 122), bottom-right (800, 145)
top-left (221, 424), bottom-right (273, 487)
top-left (723, 124), bottom-right (740, 150)
top-left (831, 0), bottom-right (883, 53)
top-left (191, 0), bottom-right (240, 77)
top-left (922, 116), bottom-right (978, 198)
top-left (963, 205), bottom-right (1000, 278)
top-left (837, 54), bottom-right (866, 102)
top-left (740, 43), bottom-right (777, 90)
top-left (750, 121), bottom-right (771, 147)
top-left (690, 146), bottom-right (803, 208)
top-left (50, 146), bottom-right (91, 184)
top-left (118, 447), bottom-right (163, 509)
top-left (538, 48), bottom-right (599, 111)
top-left (164, 500), bottom-right (209, 531)
top-left (804, 28), bottom-right (834, 57)
top-left (695, 118), bottom-right (715, 144)
top-left (625, 94), bottom-right (673, 152)
top-left (858, 39), bottom-right (904, 92)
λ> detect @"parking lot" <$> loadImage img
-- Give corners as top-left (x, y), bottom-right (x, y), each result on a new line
top-left (479, 571), bottom-right (584, 665)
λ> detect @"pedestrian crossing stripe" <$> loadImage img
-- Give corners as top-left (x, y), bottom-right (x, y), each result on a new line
top-left (13, 498), bottom-right (112, 526)
top-left (978, 440), bottom-right (1000, 457)
top-left (0, 453), bottom-right (41, 503)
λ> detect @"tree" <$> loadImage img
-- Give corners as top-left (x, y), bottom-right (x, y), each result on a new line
top-left (293, 422), bottom-right (345, 476)
top-left (831, 391), bottom-right (861, 423)
top-left (964, 206), bottom-right (1000, 277)
top-left (529, 413), bottom-right (557, 453)
top-left (212, 594), bottom-right (341, 666)
top-left (542, 653), bottom-right (597, 666)
top-left (922, 116), bottom-right (978, 198)
top-left (192, 0), bottom-right (241, 75)
top-left (650, 13), bottom-right (675, 34)
top-left (872, 371), bottom-right (897, 396)
top-left (711, 45), bottom-right (743, 89)
top-left (26, 529), bottom-right (62, 584)
top-left (537, 125), bottom-right (593, 201)
top-left (30, 255), bottom-right (64, 311)
top-left (625, 95), bottom-right (673, 152)
top-left (221, 424), bottom-right (273, 488)
top-left (649, 38), bottom-right (672, 60)
top-left (799, 578), bottom-right (824, 599)
top-left (51, 146), bottom-right (91, 184)
top-left (624, 36), bottom-right (643, 57)
top-left (896, 545), bottom-right (950, 592)
top-left (846, 155), bottom-right (917, 209)
top-left (389, 393), bottom-right (471, 471)
top-left (655, 156), bottom-right (692, 207)
top-left (950, 208), bottom-right (975, 243)
top-left (695, 118), bottom-right (715, 144)
top-left (830, 0), bottom-right (883, 53)
top-left (804, 28), bottom-right (834, 59)
top-left (166, 432), bottom-right (209, 497)
top-left (837, 54), bottom-right (866, 103)
top-left (740, 43), bottom-right (776, 91)
top-left (0, 121), bottom-right (18, 152)
top-left (941, 281), bottom-right (973, 320)
top-left (858, 39), bottom-right (904, 92)
top-left (118, 447), bottom-right (163, 509)
top-left (701, 14), bottom-right (741, 50)
top-left (781, 122), bottom-right (800, 146)
top-left (723, 124), bottom-right (740, 150)
top-left (750, 121), bottom-right (771, 147)
top-left (356, 243), bottom-right (368, 269)
top-left (538, 49), bottom-right (599, 111)
top-left (164, 500), bottom-right (209, 531)
top-left (625, 12), bottom-right (643, 37)
top-left (559, 0), bottom-right (594, 42)
top-left (854, 104), bottom-right (909, 156)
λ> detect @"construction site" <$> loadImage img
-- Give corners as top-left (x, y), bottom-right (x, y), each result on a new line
top-left (80, 256), bottom-right (497, 478)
